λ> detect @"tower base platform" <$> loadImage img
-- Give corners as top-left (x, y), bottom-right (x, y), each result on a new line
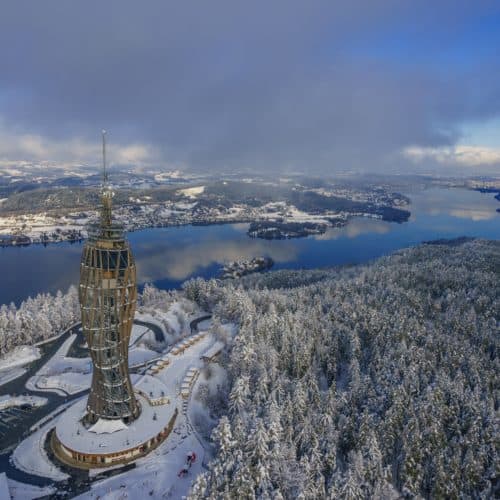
top-left (52, 376), bottom-right (177, 469)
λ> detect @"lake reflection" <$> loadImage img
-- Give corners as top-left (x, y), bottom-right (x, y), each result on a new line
top-left (132, 229), bottom-right (298, 283)
top-left (409, 188), bottom-right (499, 222)
top-left (0, 188), bottom-right (498, 305)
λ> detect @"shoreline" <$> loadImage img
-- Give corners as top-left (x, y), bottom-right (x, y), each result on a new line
top-left (0, 211), bottom-right (410, 249)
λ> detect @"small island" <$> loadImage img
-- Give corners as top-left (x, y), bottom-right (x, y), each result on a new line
top-left (247, 221), bottom-right (327, 239)
top-left (220, 256), bottom-right (274, 279)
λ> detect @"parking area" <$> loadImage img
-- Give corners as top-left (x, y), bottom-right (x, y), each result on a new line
top-left (0, 406), bottom-right (33, 442)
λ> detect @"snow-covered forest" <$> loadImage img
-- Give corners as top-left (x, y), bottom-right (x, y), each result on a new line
top-left (0, 287), bottom-right (79, 355)
top-left (0, 283), bottom-right (198, 357)
top-left (0, 239), bottom-right (497, 497)
top-left (185, 239), bottom-right (499, 498)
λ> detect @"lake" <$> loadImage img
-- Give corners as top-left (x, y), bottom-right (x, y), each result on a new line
top-left (0, 187), bottom-right (498, 306)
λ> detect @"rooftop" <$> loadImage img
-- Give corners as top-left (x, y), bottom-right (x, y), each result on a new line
top-left (55, 375), bottom-right (174, 455)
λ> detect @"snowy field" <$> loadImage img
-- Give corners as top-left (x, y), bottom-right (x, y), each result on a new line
top-left (5, 476), bottom-right (56, 500)
top-left (25, 334), bottom-right (91, 395)
top-left (0, 345), bottom-right (40, 381)
top-left (0, 345), bottom-right (41, 371)
top-left (0, 366), bottom-right (27, 386)
top-left (0, 394), bottom-right (47, 411)
top-left (0, 345), bottom-right (41, 387)
top-left (11, 413), bottom-right (70, 481)
top-left (76, 431), bottom-right (205, 500)
top-left (26, 325), bottom-right (162, 395)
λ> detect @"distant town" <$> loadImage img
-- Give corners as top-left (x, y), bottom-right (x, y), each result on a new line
top-left (1, 171), bottom-right (499, 248)
top-left (3, 170), bottom-right (477, 247)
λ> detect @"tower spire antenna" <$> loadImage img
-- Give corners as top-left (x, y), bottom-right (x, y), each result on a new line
top-left (102, 129), bottom-right (107, 186)
top-left (100, 130), bottom-right (113, 228)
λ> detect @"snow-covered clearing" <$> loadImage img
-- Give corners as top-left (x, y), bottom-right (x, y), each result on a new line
top-left (177, 185), bottom-right (205, 198)
top-left (129, 346), bottom-right (159, 367)
top-left (77, 430), bottom-right (205, 500)
top-left (35, 372), bottom-right (91, 395)
top-left (0, 366), bottom-right (26, 386)
top-left (129, 324), bottom-right (152, 345)
top-left (26, 333), bottom-right (92, 394)
top-left (26, 326), bottom-right (161, 394)
top-left (0, 345), bottom-right (40, 371)
top-left (11, 414), bottom-right (69, 481)
top-left (0, 394), bottom-right (47, 410)
top-left (6, 477), bottom-right (56, 500)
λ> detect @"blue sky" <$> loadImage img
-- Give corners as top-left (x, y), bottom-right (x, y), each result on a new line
top-left (0, 1), bottom-right (499, 175)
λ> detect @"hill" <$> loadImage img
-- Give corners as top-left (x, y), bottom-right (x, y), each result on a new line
top-left (185, 239), bottom-right (499, 498)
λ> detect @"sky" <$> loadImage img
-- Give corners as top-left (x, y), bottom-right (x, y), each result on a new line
top-left (1, 0), bottom-right (500, 176)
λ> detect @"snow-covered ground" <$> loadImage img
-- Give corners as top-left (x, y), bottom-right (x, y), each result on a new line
top-left (0, 366), bottom-right (26, 387)
top-left (35, 372), bottom-right (91, 396)
top-left (11, 414), bottom-right (70, 481)
top-left (129, 323), bottom-right (155, 345)
top-left (26, 326), bottom-right (161, 395)
top-left (9, 313), bottom-right (230, 499)
top-left (73, 322), bottom-right (220, 499)
top-left (0, 345), bottom-right (40, 371)
top-left (76, 430), bottom-right (205, 500)
top-left (0, 345), bottom-right (41, 387)
top-left (177, 185), bottom-right (205, 198)
top-left (25, 334), bottom-right (91, 395)
top-left (129, 346), bottom-right (160, 367)
top-left (0, 394), bottom-right (47, 411)
top-left (6, 477), bottom-right (56, 500)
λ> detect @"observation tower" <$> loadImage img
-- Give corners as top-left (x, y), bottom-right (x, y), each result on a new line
top-left (51, 132), bottom-right (176, 469)
top-left (80, 130), bottom-right (140, 424)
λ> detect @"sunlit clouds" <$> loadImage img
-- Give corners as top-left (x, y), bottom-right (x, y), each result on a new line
top-left (0, 121), bottom-right (160, 172)
top-left (404, 145), bottom-right (500, 169)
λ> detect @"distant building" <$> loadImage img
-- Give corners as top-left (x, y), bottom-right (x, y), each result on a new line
top-left (80, 131), bottom-right (140, 424)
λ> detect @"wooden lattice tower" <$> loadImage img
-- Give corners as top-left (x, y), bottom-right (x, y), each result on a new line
top-left (80, 131), bottom-right (140, 424)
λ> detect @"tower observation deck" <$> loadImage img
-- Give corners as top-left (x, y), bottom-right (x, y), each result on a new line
top-left (80, 131), bottom-right (140, 424)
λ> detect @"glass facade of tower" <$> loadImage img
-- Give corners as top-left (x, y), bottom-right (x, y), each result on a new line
top-left (80, 191), bottom-right (140, 424)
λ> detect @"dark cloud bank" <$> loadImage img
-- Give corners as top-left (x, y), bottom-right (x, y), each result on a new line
top-left (1, 1), bottom-right (499, 174)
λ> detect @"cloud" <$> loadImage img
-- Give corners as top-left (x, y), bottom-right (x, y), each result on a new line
top-left (0, 1), bottom-right (499, 174)
top-left (0, 123), bottom-right (160, 171)
top-left (403, 145), bottom-right (500, 168)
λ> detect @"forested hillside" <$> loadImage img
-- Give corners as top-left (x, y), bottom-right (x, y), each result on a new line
top-left (0, 287), bottom-right (80, 355)
top-left (185, 240), bottom-right (499, 499)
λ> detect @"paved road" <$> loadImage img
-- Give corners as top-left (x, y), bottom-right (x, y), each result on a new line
top-left (134, 319), bottom-right (165, 342)
top-left (190, 315), bottom-right (212, 334)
